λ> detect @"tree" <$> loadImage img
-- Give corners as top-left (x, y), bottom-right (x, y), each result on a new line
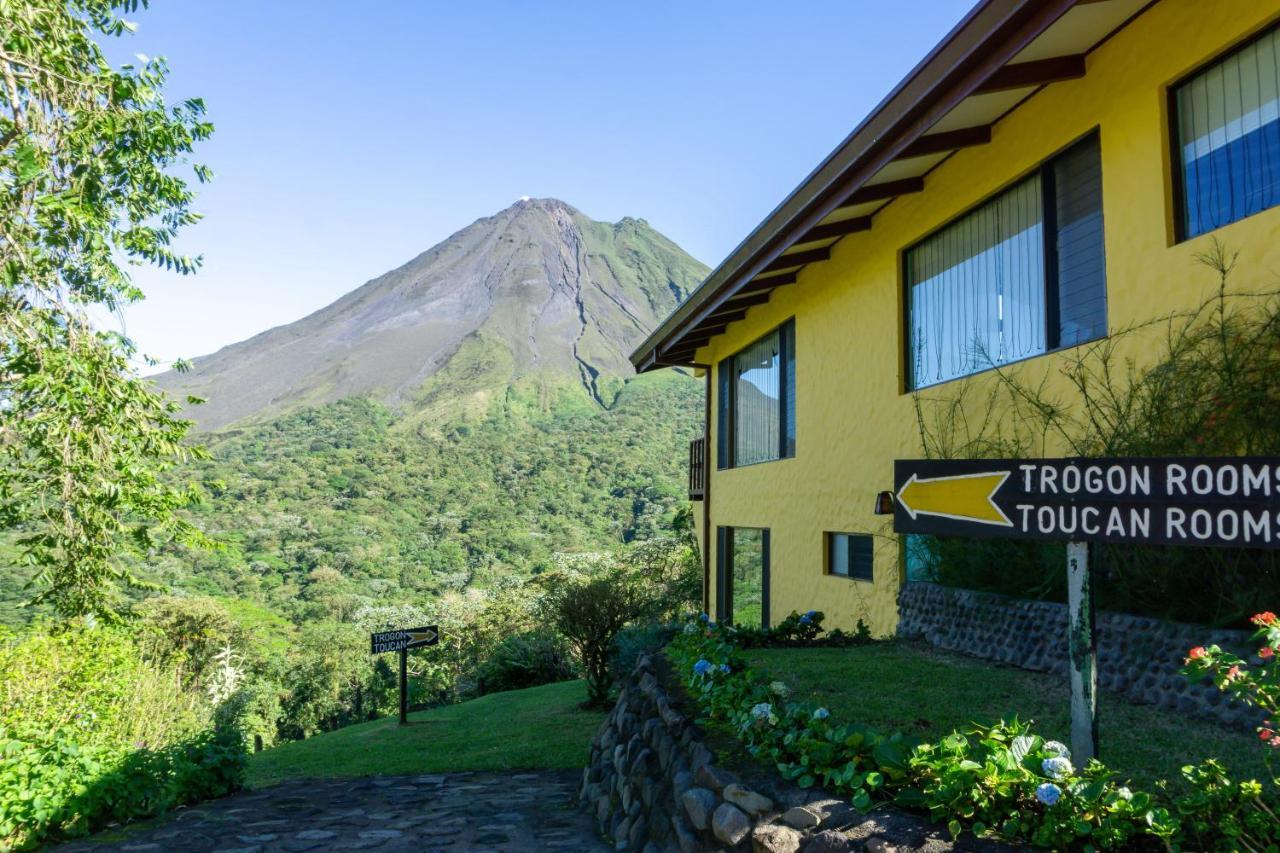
top-left (0, 0), bottom-right (213, 619)
top-left (552, 570), bottom-right (651, 707)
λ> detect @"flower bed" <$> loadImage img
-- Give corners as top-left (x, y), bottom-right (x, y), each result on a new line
top-left (669, 612), bottom-right (1279, 851)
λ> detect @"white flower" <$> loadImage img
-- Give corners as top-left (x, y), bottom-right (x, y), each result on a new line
top-left (1042, 756), bottom-right (1074, 780)
top-left (1043, 740), bottom-right (1071, 759)
top-left (812, 707), bottom-right (830, 720)
top-left (683, 623), bottom-right (699, 635)
top-left (1117, 786), bottom-right (1133, 801)
top-left (769, 681), bottom-right (790, 697)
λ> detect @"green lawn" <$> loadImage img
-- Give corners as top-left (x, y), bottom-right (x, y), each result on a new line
top-left (746, 643), bottom-right (1269, 792)
top-left (248, 679), bottom-right (604, 789)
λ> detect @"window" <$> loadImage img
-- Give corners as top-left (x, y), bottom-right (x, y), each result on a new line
top-left (906, 133), bottom-right (1106, 389)
top-left (716, 526), bottom-right (769, 628)
top-left (827, 532), bottom-right (873, 582)
top-left (716, 320), bottom-right (795, 468)
top-left (1174, 25), bottom-right (1280, 240)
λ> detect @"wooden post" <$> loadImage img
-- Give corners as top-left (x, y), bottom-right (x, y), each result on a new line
top-left (398, 647), bottom-right (408, 726)
top-left (1066, 540), bottom-right (1098, 762)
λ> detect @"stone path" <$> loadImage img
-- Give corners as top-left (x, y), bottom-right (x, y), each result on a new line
top-left (57, 771), bottom-right (608, 852)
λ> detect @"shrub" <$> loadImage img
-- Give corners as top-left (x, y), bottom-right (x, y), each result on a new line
top-left (0, 625), bottom-right (246, 849)
top-left (477, 631), bottom-right (575, 694)
top-left (669, 613), bottom-right (1277, 851)
top-left (610, 621), bottom-right (678, 683)
top-left (553, 571), bottom-right (651, 706)
top-left (1181, 610), bottom-right (1280, 784)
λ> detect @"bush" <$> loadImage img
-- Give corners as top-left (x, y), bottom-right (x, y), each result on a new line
top-left (610, 621), bottom-right (678, 683)
top-left (0, 625), bottom-right (246, 849)
top-left (669, 613), bottom-right (1278, 851)
top-left (476, 631), bottom-right (575, 694)
top-left (553, 571), bottom-right (651, 706)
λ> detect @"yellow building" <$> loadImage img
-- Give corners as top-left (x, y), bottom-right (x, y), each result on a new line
top-left (631, 0), bottom-right (1280, 635)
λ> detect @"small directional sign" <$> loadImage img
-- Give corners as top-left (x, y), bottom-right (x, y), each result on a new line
top-left (370, 626), bottom-right (439, 655)
top-left (893, 456), bottom-right (1280, 549)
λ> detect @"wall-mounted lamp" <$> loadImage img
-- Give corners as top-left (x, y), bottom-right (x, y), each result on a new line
top-left (873, 490), bottom-right (895, 515)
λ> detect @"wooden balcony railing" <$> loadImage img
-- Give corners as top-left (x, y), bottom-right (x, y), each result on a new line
top-left (688, 435), bottom-right (706, 501)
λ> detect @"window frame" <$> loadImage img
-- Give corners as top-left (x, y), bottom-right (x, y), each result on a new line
top-left (825, 531), bottom-right (874, 583)
top-left (716, 318), bottom-right (796, 470)
top-left (900, 129), bottom-right (1106, 392)
top-left (1168, 21), bottom-right (1280, 244)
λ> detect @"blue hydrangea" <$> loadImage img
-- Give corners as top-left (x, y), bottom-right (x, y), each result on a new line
top-left (812, 707), bottom-right (830, 720)
top-left (799, 613), bottom-right (812, 625)
top-left (1042, 756), bottom-right (1074, 780)
top-left (699, 612), bottom-right (710, 622)
top-left (1036, 782), bottom-right (1062, 807)
top-left (1043, 740), bottom-right (1070, 759)
top-left (805, 610), bottom-right (818, 618)
top-left (692, 659), bottom-right (713, 676)
top-left (718, 663), bottom-right (731, 674)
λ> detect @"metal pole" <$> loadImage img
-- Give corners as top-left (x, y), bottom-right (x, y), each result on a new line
top-left (1066, 540), bottom-right (1098, 762)
top-left (398, 647), bottom-right (408, 726)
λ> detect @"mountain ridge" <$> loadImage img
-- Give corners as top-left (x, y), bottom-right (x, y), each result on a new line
top-left (158, 198), bottom-right (708, 430)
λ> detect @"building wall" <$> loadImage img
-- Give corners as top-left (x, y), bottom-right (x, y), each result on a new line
top-left (697, 0), bottom-right (1280, 636)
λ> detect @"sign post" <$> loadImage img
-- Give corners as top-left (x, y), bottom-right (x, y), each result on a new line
top-left (892, 455), bottom-right (1280, 761)
top-left (1065, 540), bottom-right (1097, 762)
top-left (370, 626), bottom-right (439, 726)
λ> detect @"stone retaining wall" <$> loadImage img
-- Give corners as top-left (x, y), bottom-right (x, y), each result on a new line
top-left (897, 582), bottom-right (1261, 729)
top-left (580, 654), bottom-right (1002, 852)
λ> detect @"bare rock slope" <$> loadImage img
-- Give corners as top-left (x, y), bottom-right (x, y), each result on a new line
top-left (158, 198), bottom-right (707, 430)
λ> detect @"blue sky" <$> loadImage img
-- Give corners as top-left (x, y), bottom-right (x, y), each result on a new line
top-left (114, 1), bottom-right (974, 368)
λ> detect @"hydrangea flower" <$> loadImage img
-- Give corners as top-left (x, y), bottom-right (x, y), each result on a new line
top-left (769, 681), bottom-right (790, 697)
top-left (699, 612), bottom-right (710, 623)
top-left (1042, 756), bottom-right (1074, 780)
top-left (1042, 740), bottom-right (1070, 759)
top-left (799, 613), bottom-right (812, 625)
top-left (812, 707), bottom-right (830, 720)
top-left (750, 702), bottom-right (774, 723)
top-left (1036, 782), bottom-right (1062, 807)
top-left (683, 623), bottom-right (699, 635)
top-left (692, 659), bottom-right (713, 676)
top-left (718, 663), bottom-right (731, 674)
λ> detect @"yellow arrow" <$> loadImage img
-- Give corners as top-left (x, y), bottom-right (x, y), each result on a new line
top-left (408, 630), bottom-right (437, 645)
top-left (896, 470), bottom-right (1013, 526)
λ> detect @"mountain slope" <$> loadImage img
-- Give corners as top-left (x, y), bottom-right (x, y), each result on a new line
top-left (159, 198), bottom-right (707, 430)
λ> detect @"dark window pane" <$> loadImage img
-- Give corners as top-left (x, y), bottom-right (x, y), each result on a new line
top-left (1053, 135), bottom-right (1107, 346)
top-left (716, 357), bottom-right (731, 469)
top-left (734, 330), bottom-right (782, 466)
top-left (783, 320), bottom-right (796, 457)
top-left (1176, 27), bottom-right (1280, 238)
top-left (828, 532), bottom-right (873, 582)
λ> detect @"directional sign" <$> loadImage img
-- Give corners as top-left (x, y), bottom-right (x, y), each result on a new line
top-left (370, 626), bottom-right (439, 655)
top-left (893, 456), bottom-right (1280, 548)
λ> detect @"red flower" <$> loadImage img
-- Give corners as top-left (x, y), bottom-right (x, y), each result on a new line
top-left (1225, 665), bottom-right (1242, 681)
top-left (1261, 729), bottom-right (1274, 742)
top-left (1252, 611), bottom-right (1278, 627)
top-left (1187, 646), bottom-right (1208, 660)
top-left (1261, 647), bottom-right (1276, 660)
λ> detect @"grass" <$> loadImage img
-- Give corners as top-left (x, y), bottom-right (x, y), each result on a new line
top-left (746, 642), bottom-right (1270, 792)
top-left (247, 679), bottom-right (604, 789)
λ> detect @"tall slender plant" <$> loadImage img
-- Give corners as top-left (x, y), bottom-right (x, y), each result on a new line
top-left (0, 0), bottom-right (213, 620)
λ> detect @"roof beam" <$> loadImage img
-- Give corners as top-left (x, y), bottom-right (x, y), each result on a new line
top-left (706, 307), bottom-right (748, 324)
top-left (837, 177), bottom-right (925, 209)
top-left (722, 290), bottom-right (773, 309)
top-left (798, 216), bottom-right (873, 244)
top-left (758, 246), bottom-right (831, 275)
top-left (739, 272), bottom-right (797, 293)
top-left (975, 55), bottom-right (1085, 94)
top-left (896, 124), bottom-right (992, 159)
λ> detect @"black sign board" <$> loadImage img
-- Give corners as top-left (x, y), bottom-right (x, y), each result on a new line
top-left (893, 456), bottom-right (1280, 548)
top-left (370, 626), bottom-right (439, 655)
